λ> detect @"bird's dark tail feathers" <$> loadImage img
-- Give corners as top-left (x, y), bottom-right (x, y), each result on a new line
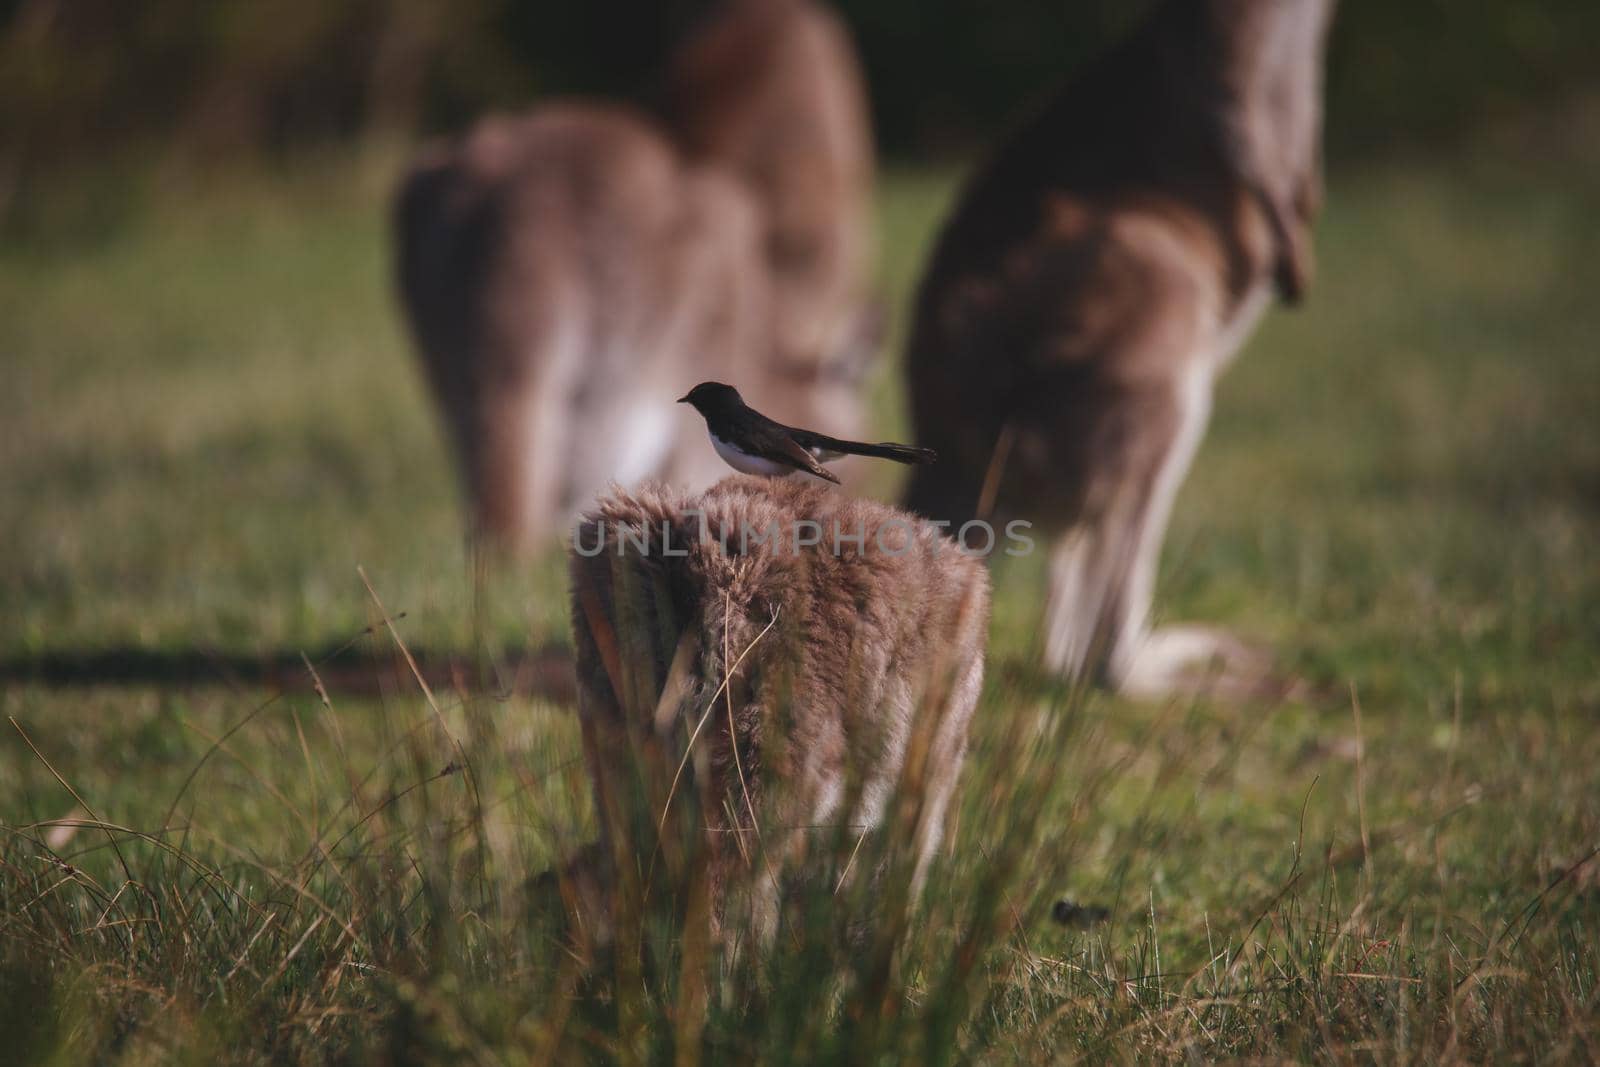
top-left (797, 431), bottom-right (937, 465)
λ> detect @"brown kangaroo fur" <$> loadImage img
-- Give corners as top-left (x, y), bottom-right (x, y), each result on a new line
top-left (904, 0), bottom-right (1336, 699)
top-left (395, 106), bottom-right (764, 548)
top-left (664, 0), bottom-right (879, 439)
top-left (394, 1), bottom-right (876, 550)
top-left (564, 476), bottom-right (989, 942)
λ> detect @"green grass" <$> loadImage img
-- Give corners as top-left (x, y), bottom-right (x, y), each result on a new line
top-left (2, 141), bottom-right (1598, 1062)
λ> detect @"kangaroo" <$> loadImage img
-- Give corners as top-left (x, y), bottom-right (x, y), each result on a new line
top-left (565, 476), bottom-right (989, 940)
top-left (394, 0), bottom-right (877, 550)
top-left (904, 0), bottom-right (1336, 699)
top-left (394, 105), bottom-right (764, 548)
top-left (663, 0), bottom-right (879, 442)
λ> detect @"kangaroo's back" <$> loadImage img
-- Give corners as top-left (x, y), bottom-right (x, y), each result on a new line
top-left (396, 105), bottom-right (768, 547)
top-left (664, 0), bottom-right (878, 437)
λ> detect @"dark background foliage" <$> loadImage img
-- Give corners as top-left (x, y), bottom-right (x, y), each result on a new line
top-left (4, 0), bottom-right (1598, 179)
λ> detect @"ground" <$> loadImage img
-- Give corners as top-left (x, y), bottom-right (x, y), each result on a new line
top-left (1, 136), bottom-right (1597, 1062)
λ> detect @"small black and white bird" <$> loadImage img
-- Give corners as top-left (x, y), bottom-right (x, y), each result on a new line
top-left (678, 382), bottom-right (936, 484)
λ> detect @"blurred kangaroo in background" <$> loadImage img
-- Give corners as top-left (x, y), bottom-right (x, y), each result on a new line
top-left (395, 107), bottom-right (762, 548)
top-left (904, 0), bottom-right (1336, 698)
top-left (394, 0), bottom-right (875, 550)
top-left (663, 0), bottom-right (879, 442)
top-left (565, 477), bottom-right (989, 941)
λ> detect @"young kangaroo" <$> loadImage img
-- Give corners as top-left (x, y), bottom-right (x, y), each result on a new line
top-left (566, 476), bottom-right (989, 940)
top-left (904, 0), bottom-right (1336, 698)
top-left (394, 0), bottom-right (876, 549)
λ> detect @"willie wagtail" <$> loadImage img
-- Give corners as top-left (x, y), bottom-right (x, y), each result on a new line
top-left (678, 382), bottom-right (936, 484)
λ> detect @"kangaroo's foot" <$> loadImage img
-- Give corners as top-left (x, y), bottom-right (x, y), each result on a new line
top-left (1114, 624), bottom-right (1291, 702)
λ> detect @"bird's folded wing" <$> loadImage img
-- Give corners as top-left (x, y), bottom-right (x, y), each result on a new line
top-left (771, 434), bottom-right (842, 484)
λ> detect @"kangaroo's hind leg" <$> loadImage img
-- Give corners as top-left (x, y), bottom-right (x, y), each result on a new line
top-left (1041, 365), bottom-right (1274, 700)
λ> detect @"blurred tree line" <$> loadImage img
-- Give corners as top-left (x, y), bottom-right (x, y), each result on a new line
top-left (2, 0), bottom-right (1597, 200)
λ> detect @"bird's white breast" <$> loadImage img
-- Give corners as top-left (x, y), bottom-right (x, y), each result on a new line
top-left (710, 433), bottom-right (798, 478)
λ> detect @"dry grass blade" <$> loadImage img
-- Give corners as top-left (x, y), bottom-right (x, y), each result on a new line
top-left (10, 716), bottom-right (134, 886)
top-left (656, 606), bottom-right (781, 838)
top-left (23, 818), bottom-right (270, 922)
top-left (157, 616), bottom-right (392, 833)
top-left (254, 914), bottom-right (327, 1001)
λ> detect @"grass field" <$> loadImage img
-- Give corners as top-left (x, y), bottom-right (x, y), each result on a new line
top-left (2, 135), bottom-right (1598, 1062)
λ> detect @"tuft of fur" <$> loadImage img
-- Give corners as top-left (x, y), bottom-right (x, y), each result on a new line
top-left (567, 476), bottom-right (989, 940)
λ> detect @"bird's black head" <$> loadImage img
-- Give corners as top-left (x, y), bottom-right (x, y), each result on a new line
top-left (677, 381), bottom-right (743, 415)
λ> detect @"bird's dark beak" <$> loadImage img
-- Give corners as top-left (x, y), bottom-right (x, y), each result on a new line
top-left (676, 394), bottom-right (690, 404)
